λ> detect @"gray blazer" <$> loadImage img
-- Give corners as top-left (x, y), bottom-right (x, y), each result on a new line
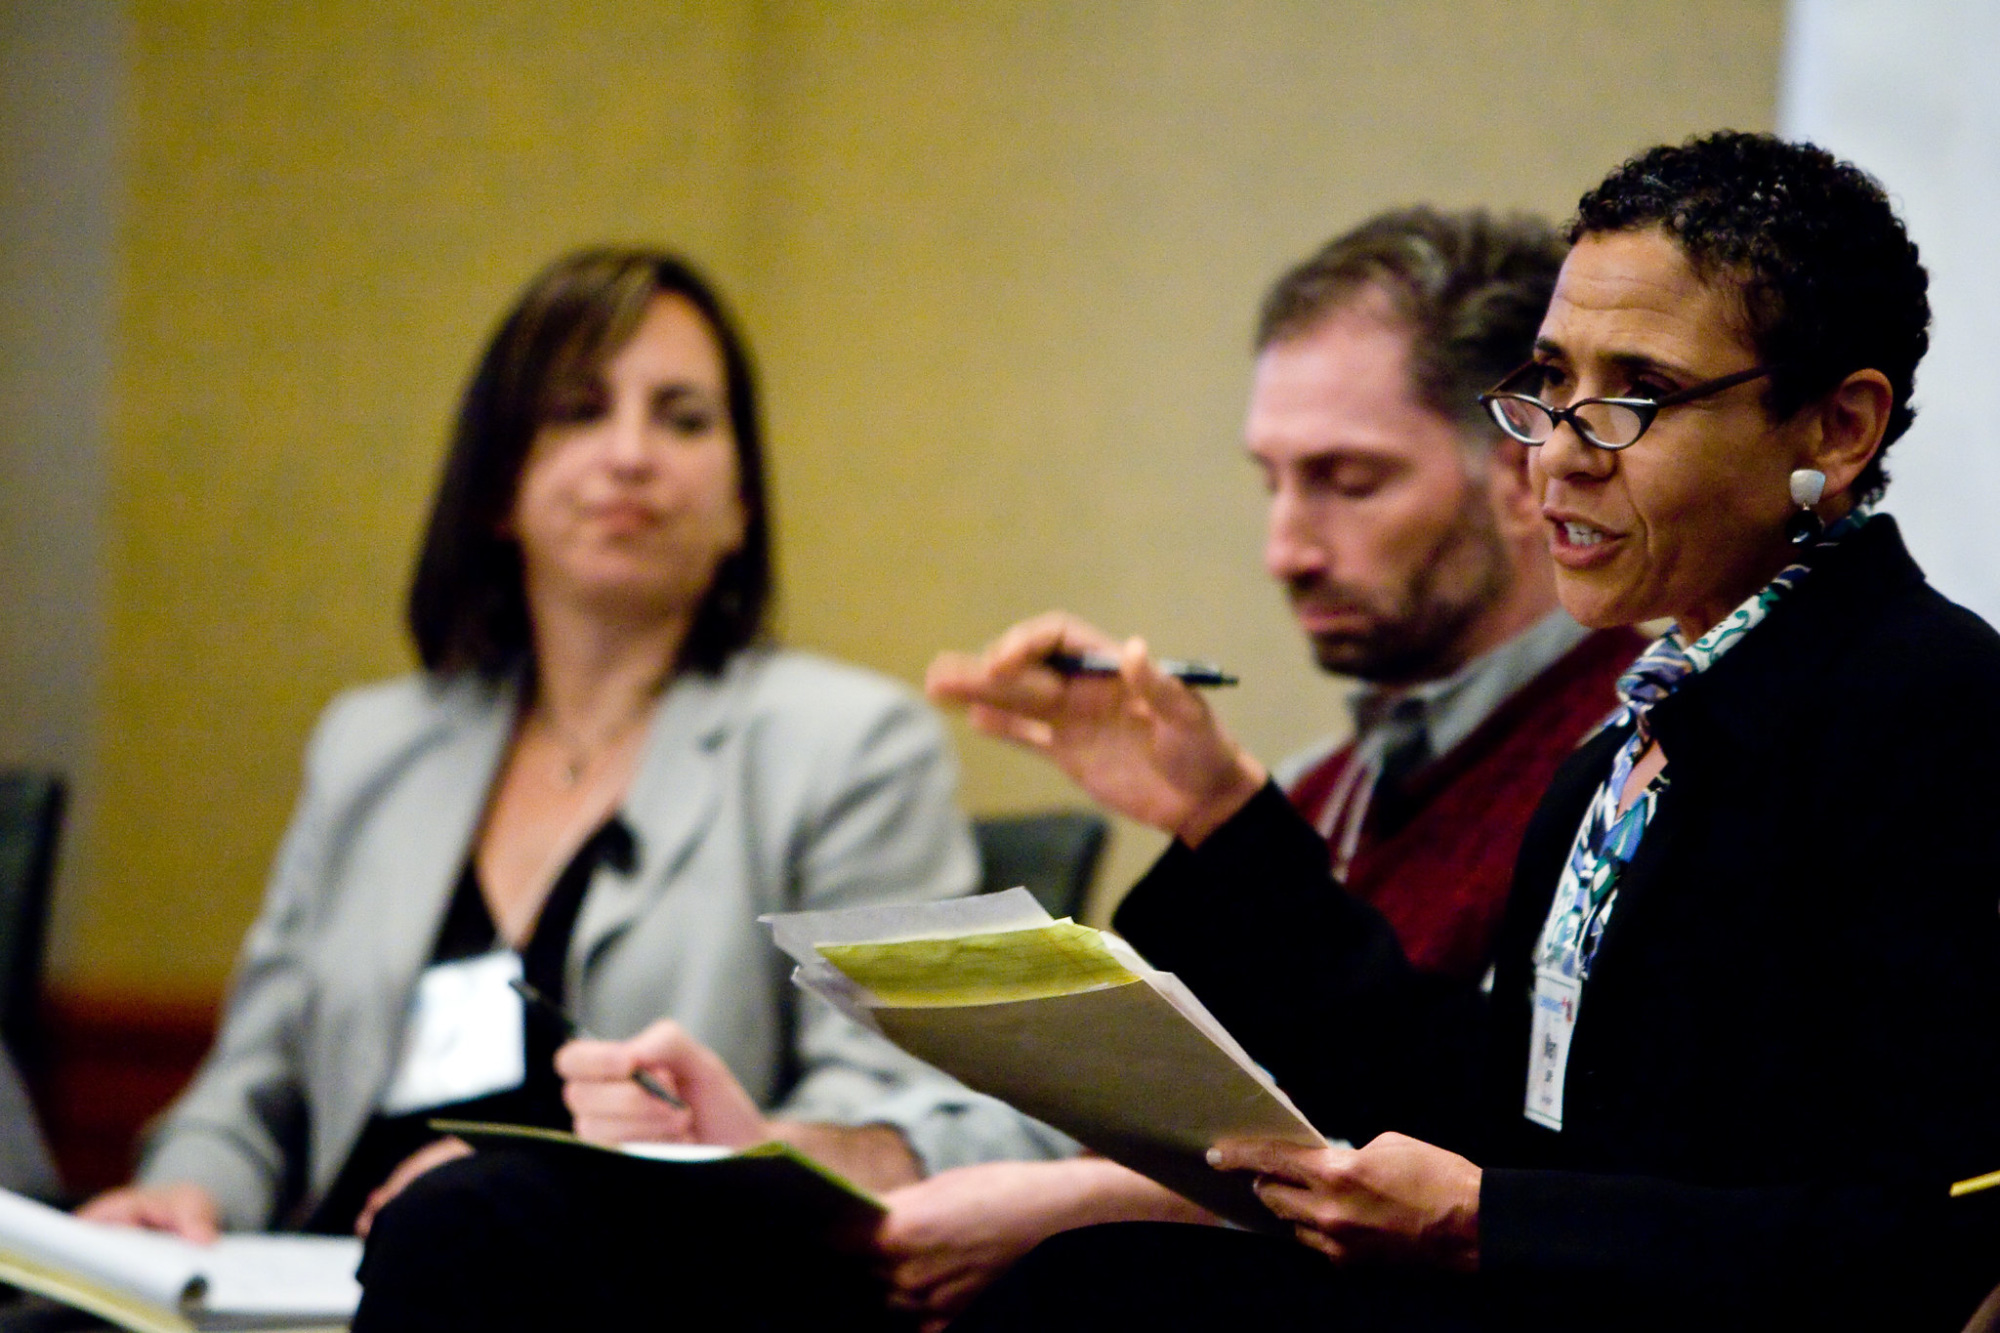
top-left (0, 1043), bottom-right (56, 1199)
top-left (141, 648), bottom-right (1070, 1229)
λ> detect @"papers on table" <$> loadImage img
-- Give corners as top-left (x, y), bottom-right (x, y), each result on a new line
top-left (764, 888), bottom-right (1325, 1229)
top-left (0, 1186), bottom-right (359, 1332)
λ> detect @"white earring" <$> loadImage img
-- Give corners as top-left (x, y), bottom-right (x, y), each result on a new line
top-left (1786, 468), bottom-right (1827, 546)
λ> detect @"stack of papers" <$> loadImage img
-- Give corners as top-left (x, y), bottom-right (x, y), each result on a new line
top-left (766, 888), bottom-right (1324, 1228)
top-left (0, 1187), bottom-right (360, 1332)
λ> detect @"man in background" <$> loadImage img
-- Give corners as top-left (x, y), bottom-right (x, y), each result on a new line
top-left (889, 206), bottom-right (1645, 1330)
top-left (1245, 207), bottom-right (1645, 983)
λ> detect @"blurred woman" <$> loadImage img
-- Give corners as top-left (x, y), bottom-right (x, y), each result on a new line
top-left (930, 133), bottom-right (2000, 1331)
top-left (82, 248), bottom-right (1049, 1241)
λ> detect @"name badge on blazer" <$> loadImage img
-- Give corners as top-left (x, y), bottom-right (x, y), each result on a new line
top-left (1524, 967), bottom-right (1579, 1132)
top-left (379, 950), bottom-right (527, 1115)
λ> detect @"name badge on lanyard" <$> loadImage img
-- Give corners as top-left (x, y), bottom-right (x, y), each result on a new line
top-left (1522, 772), bottom-right (1653, 1133)
top-left (1524, 967), bottom-right (1579, 1131)
top-left (380, 950), bottom-right (527, 1115)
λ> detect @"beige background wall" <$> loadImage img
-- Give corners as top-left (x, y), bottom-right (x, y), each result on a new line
top-left (50, 0), bottom-right (1784, 997)
top-left (0, 2), bottom-right (122, 960)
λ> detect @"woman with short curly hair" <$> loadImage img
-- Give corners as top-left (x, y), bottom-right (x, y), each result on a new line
top-left (934, 131), bottom-right (2000, 1331)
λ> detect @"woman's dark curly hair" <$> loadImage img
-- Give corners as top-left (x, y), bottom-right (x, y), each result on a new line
top-left (407, 247), bottom-right (773, 679)
top-left (1571, 131), bottom-right (1928, 504)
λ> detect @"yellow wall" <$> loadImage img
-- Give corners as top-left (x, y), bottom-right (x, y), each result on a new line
top-left (82, 0), bottom-right (756, 991)
top-left (70, 0), bottom-right (1785, 995)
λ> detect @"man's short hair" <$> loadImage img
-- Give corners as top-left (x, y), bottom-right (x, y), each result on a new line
top-left (1256, 206), bottom-right (1568, 437)
top-left (1571, 131), bottom-right (1929, 504)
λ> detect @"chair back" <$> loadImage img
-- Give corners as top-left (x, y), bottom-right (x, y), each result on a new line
top-left (972, 811), bottom-right (1109, 920)
top-left (0, 771), bottom-right (64, 1069)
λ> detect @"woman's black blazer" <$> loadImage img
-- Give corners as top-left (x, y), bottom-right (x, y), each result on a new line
top-left (1115, 516), bottom-right (2000, 1329)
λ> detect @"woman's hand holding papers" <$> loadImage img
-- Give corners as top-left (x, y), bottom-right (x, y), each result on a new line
top-left (1209, 1132), bottom-right (1481, 1272)
top-left (875, 1158), bottom-right (1218, 1333)
top-left (926, 613), bottom-right (1267, 846)
top-left (77, 1181), bottom-right (222, 1242)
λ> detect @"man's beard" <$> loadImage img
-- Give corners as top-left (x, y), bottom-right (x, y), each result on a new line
top-left (1292, 492), bottom-right (1513, 686)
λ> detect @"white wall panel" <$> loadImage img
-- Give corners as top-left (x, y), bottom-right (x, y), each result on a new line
top-left (1781, 0), bottom-right (2000, 623)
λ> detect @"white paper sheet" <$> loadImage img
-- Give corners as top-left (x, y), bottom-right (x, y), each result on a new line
top-left (0, 1187), bottom-right (361, 1325)
top-left (763, 894), bottom-right (1325, 1229)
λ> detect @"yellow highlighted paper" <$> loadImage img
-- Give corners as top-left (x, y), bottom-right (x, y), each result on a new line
top-left (1951, 1167), bottom-right (2000, 1198)
top-left (818, 921), bottom-right (1140, 1006)
top-left (768, 890), bottom-right (1326, 1231)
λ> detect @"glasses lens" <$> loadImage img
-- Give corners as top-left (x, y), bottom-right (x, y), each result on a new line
top-left (1574, 401), bottom-right (1647, 448)
top-left (1488, 395), bottom-right (1552, 443)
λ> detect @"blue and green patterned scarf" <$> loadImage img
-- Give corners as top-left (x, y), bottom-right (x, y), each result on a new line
top-left (1537, 506), bottom-right (1873, 983)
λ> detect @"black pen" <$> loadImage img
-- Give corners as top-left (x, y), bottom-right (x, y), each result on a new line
top-left (508, 977), bottom-right (686, 1109)
top-left (1045, 650), bottom-right (1239, 688)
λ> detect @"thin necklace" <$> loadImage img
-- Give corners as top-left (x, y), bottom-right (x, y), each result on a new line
top-left (538, 688), bottom-right (663, 788)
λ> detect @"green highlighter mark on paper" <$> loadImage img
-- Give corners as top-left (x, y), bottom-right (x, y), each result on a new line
top-left (818, 920), bottom-right (1140, 1006)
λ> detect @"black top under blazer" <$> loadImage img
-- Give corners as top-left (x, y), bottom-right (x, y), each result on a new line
top-left (1115, 517), bottom-right (2000, 1329)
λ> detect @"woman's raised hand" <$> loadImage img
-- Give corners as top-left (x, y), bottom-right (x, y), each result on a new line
top-left (926, 613), bottom-right (1267, 846)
